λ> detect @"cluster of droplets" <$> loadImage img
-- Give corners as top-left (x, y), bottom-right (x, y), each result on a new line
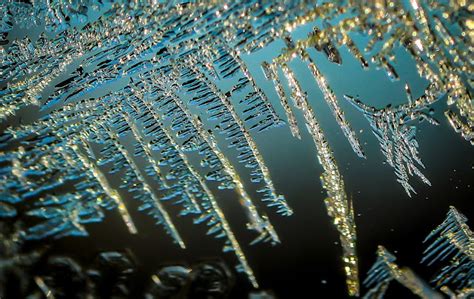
top-left (0, 220), bottom-right (243, 299)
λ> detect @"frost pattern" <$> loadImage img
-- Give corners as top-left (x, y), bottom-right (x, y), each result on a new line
top-left (0, 0), bottom-right (472, 295)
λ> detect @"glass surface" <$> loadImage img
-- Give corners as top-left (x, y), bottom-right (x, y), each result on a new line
top-left (0, 1), bottom-right (472, 298)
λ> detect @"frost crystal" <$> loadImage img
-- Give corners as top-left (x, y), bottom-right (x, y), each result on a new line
top-left (363, 246), bottom-right (443, 299)
top-left (364, 207), bottom-right (473, 298)
top-left (1, 0), bottom-right (472, 295)
top-left (422, 206), bottom-right (473, 290)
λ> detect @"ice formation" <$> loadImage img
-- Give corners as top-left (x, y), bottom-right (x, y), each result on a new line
top-left (0, 0), bottom-right (472, 296)
top-left (364, 206), bottom-right (473, 298)
top-left (422, 206), bottom-right (473, 290)
top-left (364, 246), bottom-right (442, 299)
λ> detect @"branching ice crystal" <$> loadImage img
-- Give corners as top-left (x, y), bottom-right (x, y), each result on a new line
top-left (363, 246), bottom-right (443, 299)
top-left (273, 0), bottom-right (473, 146)
top-left (278, 63), bottom-right (359, 295)
top-left (343, 92), bottom-right (439, 197)
top-left (0, 0), bottom-right (473, 295)
top-left (422, 206), bottom-right (473, 290)
top-left (364, 207), bottom-right (472, 298)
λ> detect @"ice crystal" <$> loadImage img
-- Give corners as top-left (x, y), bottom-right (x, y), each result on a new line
top-left (363, 207), bottom-right (473, 298)
top-left (422, 206), bottom-right (473, 290)
top-left (344, 93), bottom-right (438, 196)
top-left (363, 246), bottom-right (442, 299)
top-left (0, 0), bottom-right (472, 295)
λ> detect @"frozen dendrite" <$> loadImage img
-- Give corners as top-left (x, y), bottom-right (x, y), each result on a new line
top-left (1, 0), bottom-right (472, 294)
top-left (422, 206), bottom-right (473, 290)
top-left (274, 1), bottom-right (473, 146)
top-left (364, 246), bottom-right (442, 299)
top-left (364, 207), bottom-right (473, 298)
top-left (344, 93), bottom-right (438, 197)
top-left (278, 63), bottom-right (359, 296)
